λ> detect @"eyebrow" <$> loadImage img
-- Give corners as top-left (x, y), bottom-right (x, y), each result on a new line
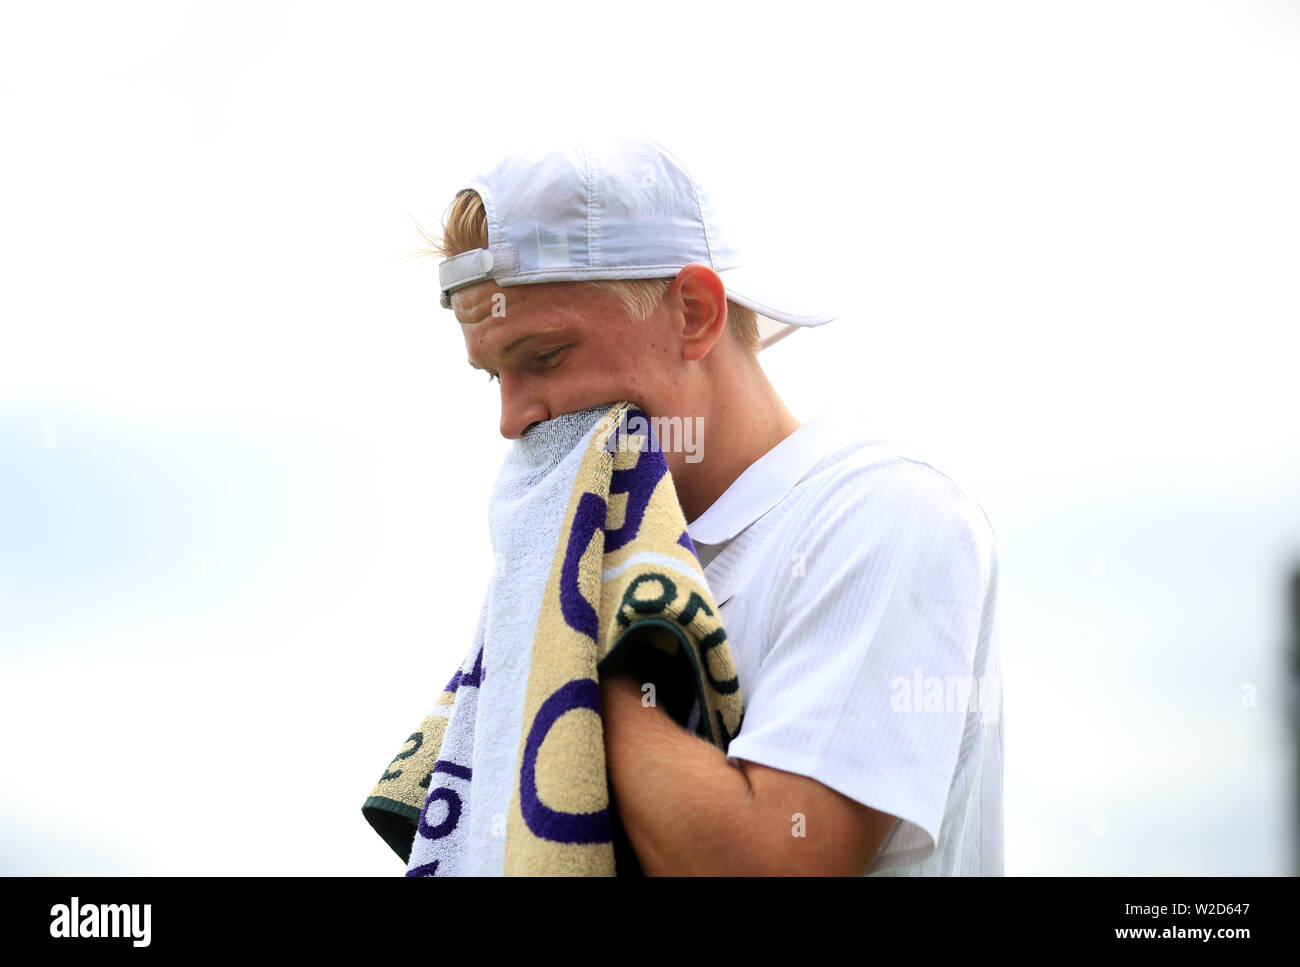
top-left (467, 328), bottom-right (574, 370)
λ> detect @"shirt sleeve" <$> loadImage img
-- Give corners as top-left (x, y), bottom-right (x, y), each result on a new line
top-left (722, 456), bottom-right (995, 871)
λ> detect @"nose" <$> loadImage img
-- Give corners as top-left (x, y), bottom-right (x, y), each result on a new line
top-left (498, 373), bottom-right (551, 440)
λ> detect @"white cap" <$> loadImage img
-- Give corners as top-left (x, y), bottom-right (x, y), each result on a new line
top-left (437, 136), bottom-right (836, 350)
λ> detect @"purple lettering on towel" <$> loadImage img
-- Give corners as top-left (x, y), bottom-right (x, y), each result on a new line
top-left (604, 445), bottom-right (666, 553)
top-left (418, 787), bottom-right (462, 841)
top-left (446, 643), bottom-right (486, 693)
top-left (417, 760), bottom-right (474, 845)
top-left (518, 678), bottom-right (611, 844)
top-left (560, 492), bottom-right (606, 640)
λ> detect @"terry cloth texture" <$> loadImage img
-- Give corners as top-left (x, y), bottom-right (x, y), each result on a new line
top-left (362, 400), bottom-right (746, 875)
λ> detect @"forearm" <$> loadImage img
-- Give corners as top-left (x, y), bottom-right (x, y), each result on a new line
top-left (600, 670), bottom-right (765, 875)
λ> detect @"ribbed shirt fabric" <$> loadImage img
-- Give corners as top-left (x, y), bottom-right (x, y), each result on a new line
top-left (684, 405), bottom-right (1004, 875)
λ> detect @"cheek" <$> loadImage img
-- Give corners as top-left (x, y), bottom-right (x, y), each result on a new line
top-left (461, 331), bottom-right (484, 363)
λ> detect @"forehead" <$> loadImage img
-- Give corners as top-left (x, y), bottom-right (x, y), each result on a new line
top-left (450, 279), bottom-right (617, 325)
top-left (450, 280), bottom-right (507, 322)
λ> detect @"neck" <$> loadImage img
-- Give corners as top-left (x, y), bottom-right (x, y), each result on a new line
top-left (667, 349), bottom-right (801, 524)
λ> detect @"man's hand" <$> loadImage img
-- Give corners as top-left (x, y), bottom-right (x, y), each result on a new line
top-left (600, 667), bottom-right (897, 875)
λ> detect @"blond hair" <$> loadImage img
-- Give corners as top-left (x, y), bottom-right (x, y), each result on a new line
top-left (413, 189), bottom-right (760, 352)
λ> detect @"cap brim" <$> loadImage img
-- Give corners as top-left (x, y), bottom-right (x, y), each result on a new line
top-left (753, 316), bottom-right (799, 349)
top-left (714, 264), bottom-right (837, 350)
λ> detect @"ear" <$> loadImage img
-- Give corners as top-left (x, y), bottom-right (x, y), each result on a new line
top-left (671, 264), bottom-right (729, 362)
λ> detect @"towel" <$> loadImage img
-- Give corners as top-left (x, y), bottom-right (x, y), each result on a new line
top-left (362, 400), bottom-right (746, 875)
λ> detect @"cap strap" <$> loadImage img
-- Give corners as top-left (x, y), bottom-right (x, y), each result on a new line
top-left (438, 245), bottom-right (520, 308)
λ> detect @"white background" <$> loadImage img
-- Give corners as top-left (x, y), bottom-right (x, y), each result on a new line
top-left (1, 0), bottom-right (1297, 875)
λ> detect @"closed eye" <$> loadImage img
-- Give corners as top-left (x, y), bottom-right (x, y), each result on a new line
top-left (534, 347), bottom-right (568, 369)
top-left (473, 346), bottom-right (567, 384)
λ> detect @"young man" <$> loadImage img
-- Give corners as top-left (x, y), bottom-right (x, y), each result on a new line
top-left (429, 136), bottom-right (1003, 876)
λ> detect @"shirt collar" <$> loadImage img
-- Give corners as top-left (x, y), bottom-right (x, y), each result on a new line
top-left (686, 403), bottom-right (851, 546)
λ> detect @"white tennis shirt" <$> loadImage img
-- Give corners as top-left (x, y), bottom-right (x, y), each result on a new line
top-left (683, 404), bottom-right (1004, 875)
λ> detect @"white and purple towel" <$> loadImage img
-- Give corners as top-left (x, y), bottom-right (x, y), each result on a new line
top-left (362, 400), bottom-right (746, 875)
